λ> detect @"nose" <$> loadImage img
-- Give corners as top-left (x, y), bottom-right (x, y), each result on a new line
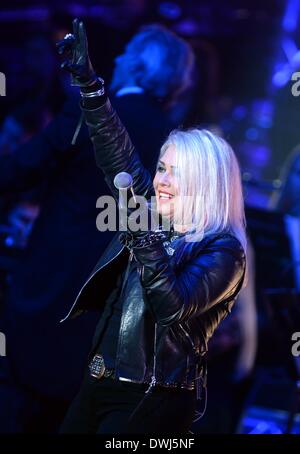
top-left (159, 171), bottom-right (171, 187)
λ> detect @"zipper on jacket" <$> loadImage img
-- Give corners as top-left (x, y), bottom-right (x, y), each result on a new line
top-left (126, 321), bottom-right (158, 423)
top-left (179, 322), bottom-right (196, 351)
top-left (114, 249), bottom-right (134, 377)
top-left (145, 322), bottom-right (157, 394)
top-left (60, 245), bottom-right (125, 323)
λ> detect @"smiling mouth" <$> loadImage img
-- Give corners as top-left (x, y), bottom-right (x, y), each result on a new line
top-left (158, 191), bottom-right (174, 200)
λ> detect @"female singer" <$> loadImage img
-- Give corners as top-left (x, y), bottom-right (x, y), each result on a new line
top-left (58, 19), bottom-right (246, 434)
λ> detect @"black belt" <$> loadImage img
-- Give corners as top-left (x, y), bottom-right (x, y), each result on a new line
top-left (88, 354), bottom-right (195, 391)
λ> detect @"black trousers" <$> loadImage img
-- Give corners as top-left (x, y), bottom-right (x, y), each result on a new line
top-left (60, 372), bottom-right (197, 434)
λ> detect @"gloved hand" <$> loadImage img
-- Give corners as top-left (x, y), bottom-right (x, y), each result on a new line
top-left (56, 18), bottom-right (98, 88)
top-left (118, 198), bottom-right (172, 250)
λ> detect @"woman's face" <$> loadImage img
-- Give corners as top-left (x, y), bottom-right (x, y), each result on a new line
top-left (153, 145), bottom-right (180, 221)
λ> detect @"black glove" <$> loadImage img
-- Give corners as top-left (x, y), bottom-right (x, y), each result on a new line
top-left (56, 18), bottom-right (98, 88)
top-left (118, 199), bottom-right (172, 249)
top-left (119, 230), bottom-right (171, 250)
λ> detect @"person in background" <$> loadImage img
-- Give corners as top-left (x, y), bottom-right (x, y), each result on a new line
top-left (109, 23), bottom-right (196, 174)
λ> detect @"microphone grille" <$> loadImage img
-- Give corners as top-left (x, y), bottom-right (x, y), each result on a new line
top-left (113, 172), bottom-right (133, 190)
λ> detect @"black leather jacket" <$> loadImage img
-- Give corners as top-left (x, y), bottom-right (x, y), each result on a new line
top-left (61, 99), bottom-right (246, 391)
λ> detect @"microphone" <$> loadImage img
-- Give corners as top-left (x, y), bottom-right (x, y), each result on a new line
top-left (113, 172), bottom-right (137, 230)
top-left (113, 171), bottom-right (166, 234)
top-left (113, 172), bottom-right (136, 208)
top-left (113, 171), bottom-right (133, 191)
top-left (113, 172), bottom-right (159, 232)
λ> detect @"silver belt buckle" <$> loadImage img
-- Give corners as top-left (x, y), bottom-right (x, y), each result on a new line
top-left (89, 354), bottom-right (106, 379)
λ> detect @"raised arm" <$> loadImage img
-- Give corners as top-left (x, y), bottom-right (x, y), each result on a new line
top-left (58, 18), bottom-right (153, 200)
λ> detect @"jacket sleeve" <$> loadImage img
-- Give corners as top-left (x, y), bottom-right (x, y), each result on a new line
top-left (82, 99), bottom-right (153, 201)
top-left (0, 95), bottom-right (86, 194)
top-left (133, 234), bottom-right (246, 326)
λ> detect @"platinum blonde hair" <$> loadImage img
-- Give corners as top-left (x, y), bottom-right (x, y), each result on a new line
top-left (160, 128), bottom-right (247, 251)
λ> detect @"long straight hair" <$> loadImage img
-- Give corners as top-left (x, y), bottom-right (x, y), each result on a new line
top-left (160, 128), bottom-right (247, 252)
